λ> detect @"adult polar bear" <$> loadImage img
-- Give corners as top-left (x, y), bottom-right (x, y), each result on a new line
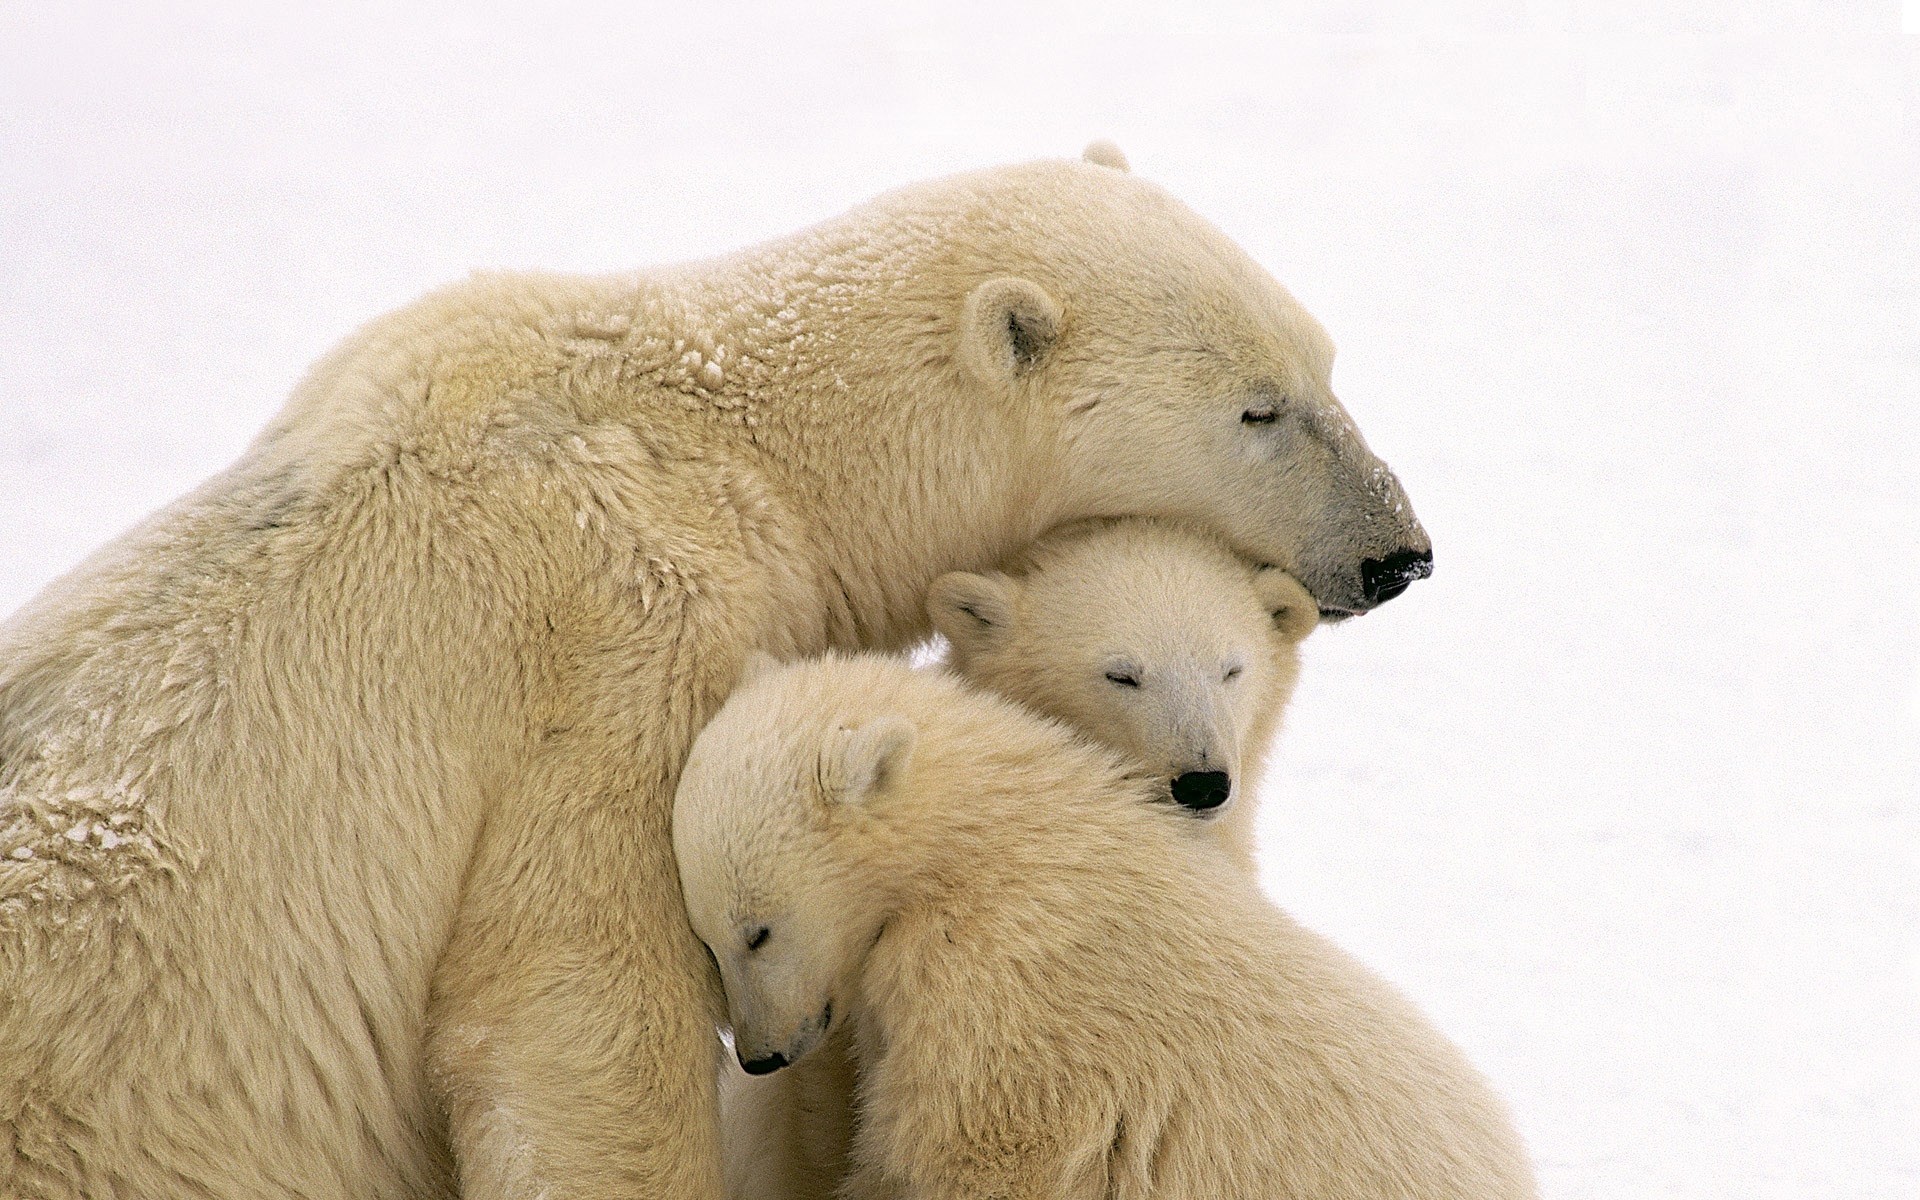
top-left (0, 146), bottom-right (1429, 1199)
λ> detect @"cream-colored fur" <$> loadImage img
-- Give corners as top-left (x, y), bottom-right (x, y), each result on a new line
top-left (1, 146), bottom-right (1427, 1199)
top-left (677, 656), bottom-right (1535, 1200)
top-left (720, 519), bottom-right (1319, 1200)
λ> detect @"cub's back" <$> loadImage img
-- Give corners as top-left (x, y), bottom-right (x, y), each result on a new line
top-left (853, 766), bottom-right (1533, 1200)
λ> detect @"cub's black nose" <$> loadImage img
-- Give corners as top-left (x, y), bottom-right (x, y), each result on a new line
top-left (1170, 770), bottom-right (1231, 812)
top-left (740, 1052), bottom-right (790, 1076)
top-left (1360, 548), bottom-right (1434, 607)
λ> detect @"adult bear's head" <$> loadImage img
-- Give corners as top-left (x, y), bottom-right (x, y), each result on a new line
top-left (943, 145), bottom-right (1431, 619)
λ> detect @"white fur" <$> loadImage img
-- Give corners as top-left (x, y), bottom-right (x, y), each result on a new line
top-left (720, 519), bottom-right (1318, 1198)
top-left (677, 656), bottom-right (1534, 1200)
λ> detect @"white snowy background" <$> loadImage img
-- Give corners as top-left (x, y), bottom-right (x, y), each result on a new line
top-left (3, 2), bottom-right (1915, 1196)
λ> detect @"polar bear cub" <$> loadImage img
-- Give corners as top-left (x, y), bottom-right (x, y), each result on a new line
top-left (720, 519), bottom-right (1318, 1199)
top-left (930, 517), bottom-right (1318, 869)
top-left (675, 655), bottom-right (1535, 1200)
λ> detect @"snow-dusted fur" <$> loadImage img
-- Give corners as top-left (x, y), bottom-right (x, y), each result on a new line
top-left (0, 148), bottom-right (1426, 1200)
top-left (676, 655), bottom-right (1535, 1200)
top-left (720, 519), bottom-right (1318, 1200)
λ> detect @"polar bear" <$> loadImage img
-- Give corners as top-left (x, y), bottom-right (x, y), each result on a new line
top-left (676, 653), bottom-right (1533, 1200)
top-left (721, 519), bottom-right (1319, 1199)
top-left (0, 147), bottom-right (1429, 1199)
top-left (931, 517), bottom-right (1320, 867)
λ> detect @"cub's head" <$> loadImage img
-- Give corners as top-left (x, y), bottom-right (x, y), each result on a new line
top-left (673, 654), bottom-right (917, 1075)
top-left (930, 519), bottom-right (1318, 819)
top-left (950, 146), bottom-right (1430, 617)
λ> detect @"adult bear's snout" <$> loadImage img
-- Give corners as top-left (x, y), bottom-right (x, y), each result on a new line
top-left (1170, 770), bottom-right (1231, 813)
top-left (1359, 548), bottom-right (1434, 608)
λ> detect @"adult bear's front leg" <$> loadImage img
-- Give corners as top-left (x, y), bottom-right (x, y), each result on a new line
top-left (425, 741), bottom-right (727, 1200)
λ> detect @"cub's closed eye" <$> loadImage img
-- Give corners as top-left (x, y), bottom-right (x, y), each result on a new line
top-left (1241, 406), bottom-right (1279, 425)
top-left (1105, 671), bottom-right (1141, 688)
top-left (1223, 666), bottom-right (1243, 682)
top-left (746, 926), bottom-right (771, 951)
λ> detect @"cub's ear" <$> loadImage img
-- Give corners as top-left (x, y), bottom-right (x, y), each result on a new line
top-left (1251, 567), bottom-right (1320, 643)
top-left (1081, 140), bottom-right (1130, 171)
top-left (821, 716), bottom-right (917, 807)
top-left (927, 571), bottom-right (1017, 660)
top-left (736, 651), bottom-right (781, 688)
top-left (960, 278), bottom-right (1062, 385)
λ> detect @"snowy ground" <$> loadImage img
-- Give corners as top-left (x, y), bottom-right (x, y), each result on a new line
top-left (3, 3), bottom-right (1915, 1197)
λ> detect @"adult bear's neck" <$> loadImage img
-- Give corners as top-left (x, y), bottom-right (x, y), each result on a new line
top-left (659, 217), bottom-right (1066, 655)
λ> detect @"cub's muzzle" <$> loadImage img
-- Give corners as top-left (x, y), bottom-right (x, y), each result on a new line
top-left (1170, 770), bottom-right (1232, 813)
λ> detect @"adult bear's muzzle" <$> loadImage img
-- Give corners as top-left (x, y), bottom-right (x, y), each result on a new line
top-left (1360, 547), bottom-right (1435, 607)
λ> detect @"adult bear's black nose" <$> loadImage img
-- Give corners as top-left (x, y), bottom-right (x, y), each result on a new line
top-left (740, 1052), bottom-right (790, 1076)
top-left (1360, 548), bottom-right (1434, 607)
top-left (1170, 770), bottom-right (1231, 813)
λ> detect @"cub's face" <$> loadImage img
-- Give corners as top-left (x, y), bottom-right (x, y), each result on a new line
top-left (673, 667), bottom-right (913, 1075)
top-left (930, 522), bottom-right (1317, 818)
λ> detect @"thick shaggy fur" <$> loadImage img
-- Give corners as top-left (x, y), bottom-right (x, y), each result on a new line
top-left (677, 656), bottom-right (1535, 1200)
top-left (0, 150), bottom-right (1426, 1199)
top-left (720, 518), bottom-right (1319, 1200)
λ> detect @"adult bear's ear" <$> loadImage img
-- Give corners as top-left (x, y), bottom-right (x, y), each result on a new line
top-left (1081, 139), bottom-right (1130, 171)
top-left (1251, 567), bottom-right (1320, 643)
top-left (960, 278), bottom-right (1062, 386)
top-left (821, 716), bottom-right (917, 807)
top-left (926, 571), bottom-right (1016, 660)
